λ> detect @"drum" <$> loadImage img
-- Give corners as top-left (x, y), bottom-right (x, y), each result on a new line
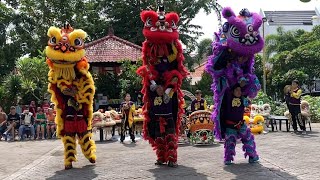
top-left (189, 110), bottom-right (214, 145)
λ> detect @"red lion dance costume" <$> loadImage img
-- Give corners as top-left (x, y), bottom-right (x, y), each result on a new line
top-left (46, 24), bottom-right (96, 170)
top-left (137, 5), bottom-right (188, 167)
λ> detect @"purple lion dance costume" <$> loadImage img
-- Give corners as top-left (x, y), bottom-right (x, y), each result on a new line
top-left (205, 7), bottom-right (264, 165)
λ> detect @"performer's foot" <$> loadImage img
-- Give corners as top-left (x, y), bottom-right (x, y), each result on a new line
top-left (65, 164), bottom-right (73, 170)
top-left (89, 158), bottom-right (96, 164)
top-left (167, 161), bottom-right (178, 168)
top-left (302, 131), bottom-right (307, 135)
top-left (155, 160), bottom-right (166, 166)
top-left (224, 161), bottom-right (233, 165)
top-left (120, 140), bottom-right (124, 143)
top-left (132, 139), bottom-right (136, 143)
top-left (292, 130), bottom-right (299, 134)
top-left (249, 156), bottom-right (259, 163)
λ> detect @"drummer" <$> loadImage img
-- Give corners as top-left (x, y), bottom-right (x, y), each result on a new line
top-left (191, 90), bottom-right (207, 112)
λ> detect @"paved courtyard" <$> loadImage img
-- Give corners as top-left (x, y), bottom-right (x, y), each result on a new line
top-left (1, 123), bottom-right (319, 180)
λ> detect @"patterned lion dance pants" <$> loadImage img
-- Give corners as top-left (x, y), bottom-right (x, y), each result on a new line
top-left (224, 124), bottom-right (258, 163)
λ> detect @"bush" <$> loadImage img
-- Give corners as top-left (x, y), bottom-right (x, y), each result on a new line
top-left (302, 95), bottom-right (320, 123)
top-left (204, 95), bottom-right (213, 106)
top-left (252, 91), bottom-right (286, 116)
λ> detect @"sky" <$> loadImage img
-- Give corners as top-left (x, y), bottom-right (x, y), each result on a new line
top-left (192, 0), bottom-right (320, 42)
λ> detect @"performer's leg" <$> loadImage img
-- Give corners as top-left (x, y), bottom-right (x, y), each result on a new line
top-left (154, 136), bottom-right (166, 165)
top-left (224, 128), bottom-right (237, 165)
top-left (165, 118), bottom-right (178, 167)
top-left (62, 135), bottom-right (77, 169)
top-left (120, 119), bottom-right (126, 143)
top-left (239, 124), bottom-right (259, 163)
top-left (79, 131), bottom-right (97, 164)
top-left (165, 134), bottom-right (178, 167)
top-left (128, 125), bottom-right (135, 143)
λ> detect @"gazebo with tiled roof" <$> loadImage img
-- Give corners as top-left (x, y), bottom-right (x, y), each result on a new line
top-left (85, 28), bottom-right (142, 75)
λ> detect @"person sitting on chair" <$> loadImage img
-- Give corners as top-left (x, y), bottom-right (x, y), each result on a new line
top-left (46, 108), bottom-right (56, 139)
top-left (0, 108), bottom-right (7, 140)
top-left (4, 106), bottom-right (21, 141)
top-left (191, 90), bottom-right (207, 112)
top-left (19, 109), bottom-right (35, 140)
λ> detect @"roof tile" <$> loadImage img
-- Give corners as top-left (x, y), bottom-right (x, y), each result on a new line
top-left (85, 35), bottom-right (142, 63)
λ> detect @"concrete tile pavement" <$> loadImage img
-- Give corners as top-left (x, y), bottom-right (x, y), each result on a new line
top-left (1, 124), bottom-right (320, 180)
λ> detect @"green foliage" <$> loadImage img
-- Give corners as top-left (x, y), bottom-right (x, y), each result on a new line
top-left (119, 59), bottom-right (142, 101)
top-left (181, 77), bottom-right (194, 92)
top-left (254, 54), bottom-right (263, 84)
top-left (2, 74), bottom-right (22, 110)
top-left (103, 0), bottom-right (213, 56)
top-left (94, 73), bottom-right (121, 99)
top-left (0, 2), bottom-right (16, 78)
top-left (16, 56), bottom-right (49, 103)
top-left (250, 92), bottom-right (320, 121)
top-left (302, 95), bottom-right (320, 123)
top-left (2, 0), bottom-right (109, 75)
top-left (265, 25), bottom-right (320, 99)
top-left (252, 91), bottom-right (273, 105)
top-left (194, 38), bottom-right (212, 65)
top-left (204, 95), bottom-right (213, 106)
top-left (194, 72), bottom-right (212, 97)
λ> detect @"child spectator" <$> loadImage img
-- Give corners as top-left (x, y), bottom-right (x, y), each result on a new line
top-left (46, 108), bottom-right (56, 139)
top-left (35, 107), bottom-right (46, 139)
top-left (42, 99), bottom-right (50, 115)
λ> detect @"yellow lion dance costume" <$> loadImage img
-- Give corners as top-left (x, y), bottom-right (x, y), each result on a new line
top-left (46, 24), bottom-right (96, 170)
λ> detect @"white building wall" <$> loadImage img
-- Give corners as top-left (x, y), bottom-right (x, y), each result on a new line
top-left (259, 7), bottom-right (320, 37)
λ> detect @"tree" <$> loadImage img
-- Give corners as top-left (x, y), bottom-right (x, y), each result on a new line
top-left (118, 59), bottom-right (142, 101)
top-left (15, 54), bottom-right (49, 103)
top-left (94, 73), bottom-right (121, 100)
top-left (3, 0), bottom-right (109, 73)
top-left (2, 74), bottom-right (22, 110)
top-left (194, 72), bottom-right (212, 97)
top-left (103, 0), bottom-right (213, 61)
top-left (194, 38), bottom-right (212, 65)
top-left (265, 25), bottom-right (320, 100)
top-left (0, 2), bottom-right (16, 78)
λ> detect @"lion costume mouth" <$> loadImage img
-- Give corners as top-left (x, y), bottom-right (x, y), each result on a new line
top-left (51, 60), bottom-right (78, 65)
top-left (238, 36), bottom-right (259, 46)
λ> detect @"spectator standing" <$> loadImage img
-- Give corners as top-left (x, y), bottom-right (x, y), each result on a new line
top-left (191, 90), bottom-right (208, 112)
top-left (42, 99), bottom-right (50, 115)
top-left (289, 80), bottom-right (306, 135)
top-left (29, 101), bottom-right (37, 118)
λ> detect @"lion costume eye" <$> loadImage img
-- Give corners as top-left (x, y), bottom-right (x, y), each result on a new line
top-left (145, 17), bottom-right (152, 27)
top-left (74, 38), bottom-right (83, 47)
top-left (247, 25), bottom-right (253, 32)
top-left (230, 25), bottom-right (240, 37)
top-left (49, 37), bottom-right (56, 45)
